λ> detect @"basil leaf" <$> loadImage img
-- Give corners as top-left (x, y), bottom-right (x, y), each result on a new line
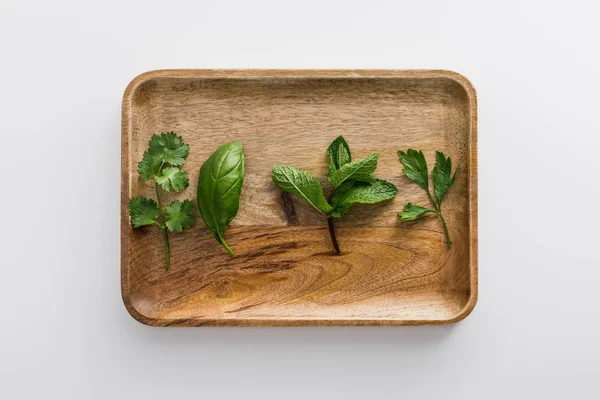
top-left (432, 151), bottom-right (457, 207)
top-left (330, 179), bottom-right (398, 218)
top-left (329, 153), bottom-right (379, 188)
top-left (327, 136), bottom-right (351, 181)
top-left (197, 142), bottom-right (245, 256)
top-left (272, 164), bottom-right (333, 215)
top-left (398, 149), bottom-right (429, 191)
top-left (398, 203), bottom-right (435, 221)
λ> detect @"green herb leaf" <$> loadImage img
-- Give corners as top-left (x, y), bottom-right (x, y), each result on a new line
top-left (432, 151), bottom-right (456, 206)
top-left (272, 164), bottom-right (333, 215)
top-left (329, 153), bottom-right (379, 188)
top-left (330, 179), bottom-right (398, 218)
top-left (155, 166), bottom-right (189, 192)
top-left (165, 200), bottom-right (195, 232)
top-left (398, 149), bottom-right (429, 191)
top-left (128, 196), bottom-right (160, 228)
top-left (197, 142), bottom-right (245, 256)
top-left (138, 132), bottom-right (190, 179)
top-left (398, 203), bottom-right (435, 221)
top-left (327, 136), bottom-right (351, 180)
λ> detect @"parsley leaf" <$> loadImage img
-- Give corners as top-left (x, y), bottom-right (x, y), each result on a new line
top-left (165, 200), bottom-right (195, 233)
top-left (128, 196), bottom-right (160, 228)
top-left (432, 151), bottom-right (456, 207)
top-left (397, 149), bottom-right (457, 249)
top-left (129, 132), bottom-right (195, 270)
top-left (398, 149), bottom-right (429, 191)
top-left (398, 203), bottom-right (435, 221)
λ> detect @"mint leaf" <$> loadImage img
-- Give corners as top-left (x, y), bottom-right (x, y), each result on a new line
top-left (165, 200), bottom-right (195, 232)
top-left (398, 149), bottom-right (429, 191)
top-left (128, 196), bottom-right (160, 228)
top-left (329, 153), bottom-right (379, 188)
top-left (337, 143), bottom-right (351, 169)
top-left (432, 151), bottom-right (456, 206)
top-left (272, 165), bottom-right (333, 215)
top-left (398, 203), bottom-right (435, 221)
top-left (155, 166), bottom-right (189, 192)
top-left (327, 136), bottom-right (351, 180)
top-left (330, 179), bottom-right (398, 218)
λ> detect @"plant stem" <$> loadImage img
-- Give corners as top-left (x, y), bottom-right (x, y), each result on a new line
top-left (162, 226), bottom-right (170, 270)
top-left (438, 212), bottom-right (451, 250)
top-left (327, 217), bottom-right (341, 254)
top-left (427, 189), bottom-right (451, 249)
top-left (155, 182), bottom-right (170, 270)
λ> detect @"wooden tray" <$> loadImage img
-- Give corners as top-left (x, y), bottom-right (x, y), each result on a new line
top-left (121, 69), bottom-right (478, 326)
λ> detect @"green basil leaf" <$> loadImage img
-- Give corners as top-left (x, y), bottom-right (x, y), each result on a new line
top-left (197, 142), bottom-right (245, 256)
top-left (398, 149), bottom-right (429, 191)
top-left (272, 164), bottom-right (333, 215)
top-left (329, 153), bottom-right (379, 188)
top-left (432, 151), bottom-right (457, 207)
top-left (398, 203), bottom-right (435, 221)
top-left (330, 179), bottom-right (398, 218)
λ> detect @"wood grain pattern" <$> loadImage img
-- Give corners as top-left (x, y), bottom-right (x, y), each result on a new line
top-left (121, 70), bottom-right (478, 326)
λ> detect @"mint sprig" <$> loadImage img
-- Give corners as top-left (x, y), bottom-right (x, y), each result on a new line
top-left (272, 136), bottom-right (398, 253)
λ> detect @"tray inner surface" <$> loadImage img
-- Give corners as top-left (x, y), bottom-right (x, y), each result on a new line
top-left (123, 72), bottom-right (476, 325)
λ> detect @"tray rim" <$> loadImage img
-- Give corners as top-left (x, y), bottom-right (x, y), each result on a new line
top-left (121, 69), bottom-right (478, 327)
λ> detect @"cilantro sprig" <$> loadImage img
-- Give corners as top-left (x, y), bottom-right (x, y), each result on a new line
top-left (272, 136), bottom-right (397, 253)
top-left (128, 132), bottom-right (195, 270)
top-left (397, 149), bottom-right (456, 249)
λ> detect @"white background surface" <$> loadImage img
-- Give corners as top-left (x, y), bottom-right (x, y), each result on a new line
top-left (1, 0), bottom-right (599, 398)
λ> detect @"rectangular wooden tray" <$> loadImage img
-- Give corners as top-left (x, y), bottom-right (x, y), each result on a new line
top-left (121, 69), bottom-right (478, 326)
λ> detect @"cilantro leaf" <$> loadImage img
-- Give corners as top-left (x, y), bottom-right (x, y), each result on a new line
top-left (155, 166), bottom-right (189, 192)
top-left (327, 136), bottom-right (351, 180)
top-left (131, 132), bottom-right (195, 270)
top-left (330, 179), bottom-right (398, 218)
top-left (128, 196), bottom-right (160, 228)
top-left (398, 203), bottom-right (435, 221)
top-left (432, 151), bottom-right (457, 207)
top-left (137, 132), bottom-right (190, 180)
top-left (165, 200), bottom-right (195, 232)
top-left (272, 164), bottom-right (333, 215)
top-left (329, 153), bottom-right (379, 188)
top-left (398, 149), bottom-right (429, 191)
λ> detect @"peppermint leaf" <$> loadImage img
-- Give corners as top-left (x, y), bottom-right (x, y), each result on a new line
top-left (329, 153), bottom-right (379, 188)
top-left (272, 165), bottom-right (333, 215)
top-left (330, 179), bottom-right (398, 218)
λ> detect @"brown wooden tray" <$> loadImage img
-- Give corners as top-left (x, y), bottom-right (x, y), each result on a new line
top-left (121, 69), bottom-right (478, 326)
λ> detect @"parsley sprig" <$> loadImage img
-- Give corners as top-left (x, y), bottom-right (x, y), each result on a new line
top-left (397, 149), bottom-right (456, 249)
top-left (128, 132), bottom-right (195, 270)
